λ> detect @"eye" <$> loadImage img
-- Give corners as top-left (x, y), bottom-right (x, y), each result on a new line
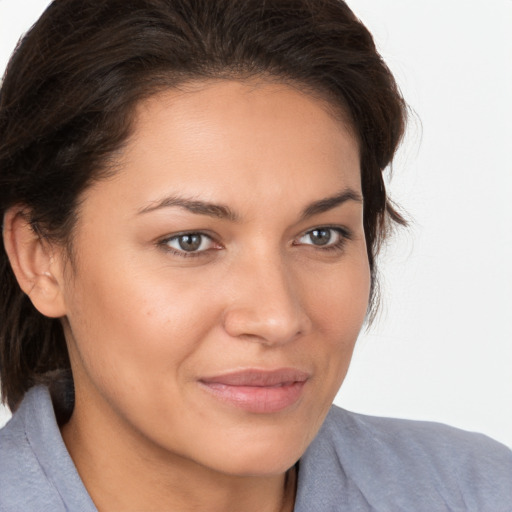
top-left (161, 232), bottom-right (216, 255)
top-left (295, 227), bottom-right (349, 249)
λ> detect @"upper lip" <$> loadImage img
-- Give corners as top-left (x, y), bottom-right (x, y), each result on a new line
top-left (199, 368), bottom-right (311, 387)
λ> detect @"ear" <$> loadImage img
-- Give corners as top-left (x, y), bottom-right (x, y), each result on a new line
top-left (3, 206), bottom-right (67, 318)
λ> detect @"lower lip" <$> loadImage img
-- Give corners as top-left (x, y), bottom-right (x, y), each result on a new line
top-left (199, 380), bottom-right (306, 413)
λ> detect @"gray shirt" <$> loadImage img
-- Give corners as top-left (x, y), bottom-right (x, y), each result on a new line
top-left (1, 386), bottom-right (511, 511)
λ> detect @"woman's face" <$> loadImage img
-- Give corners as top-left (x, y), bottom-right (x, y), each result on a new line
top-left (59, 79), bottom-right (370, 476)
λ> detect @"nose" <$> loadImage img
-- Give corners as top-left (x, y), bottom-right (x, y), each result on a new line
top-left (222, 254), bottom-right (312, 346)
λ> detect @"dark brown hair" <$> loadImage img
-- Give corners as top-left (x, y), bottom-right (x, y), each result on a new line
top-left (0, 0), bottom-right (406, 412)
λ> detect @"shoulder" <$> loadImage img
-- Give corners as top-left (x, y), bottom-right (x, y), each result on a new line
top-left (325, 405), bottom-right (512, 473)
top-left (295, 406), bottom-right (512, 512)
top-left (0, 391), bottom-right (63, 511)
top-left (0, 386), bottom-right (95, 512)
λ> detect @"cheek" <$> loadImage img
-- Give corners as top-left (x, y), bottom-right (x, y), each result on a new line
top-left (62, 250), bottom-right (223, 400)
top-left (305, 251), bottom-right (371, 379)
top-left (308, 252), bottom-right (370, 335)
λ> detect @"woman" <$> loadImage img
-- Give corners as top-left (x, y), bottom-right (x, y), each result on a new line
top-left (0, 1), bottom-right (510, 511)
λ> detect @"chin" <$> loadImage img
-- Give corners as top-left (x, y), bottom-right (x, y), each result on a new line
top-left (193, 424), bottom-right (311, 477)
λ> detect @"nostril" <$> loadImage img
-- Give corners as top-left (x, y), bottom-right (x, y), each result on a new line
top-left (222, 304), bottom-right (309, 346)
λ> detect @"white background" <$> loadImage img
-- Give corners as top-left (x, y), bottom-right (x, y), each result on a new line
top-left (1, 0), bottom-right (511, 446)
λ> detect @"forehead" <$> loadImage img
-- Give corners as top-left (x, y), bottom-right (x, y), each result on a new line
top-left (86, 79), bottom-right (361, 218)
top-left (133, 78), bottom-right (358, 150)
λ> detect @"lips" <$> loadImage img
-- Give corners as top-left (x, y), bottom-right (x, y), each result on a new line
top-left (199, 368), bottom-right (310, 414)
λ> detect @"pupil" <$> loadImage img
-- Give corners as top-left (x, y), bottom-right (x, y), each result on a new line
top-left (178, 234), bottom-right (202, 251)
top-left (311, 229), bottom-right (331, 246)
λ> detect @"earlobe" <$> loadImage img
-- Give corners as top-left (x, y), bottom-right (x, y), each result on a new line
top-left (3, 206), bottom-right (67, 318)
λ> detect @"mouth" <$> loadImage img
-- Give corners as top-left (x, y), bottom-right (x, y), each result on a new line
top-left (198, 368), bottom-right (310, 414)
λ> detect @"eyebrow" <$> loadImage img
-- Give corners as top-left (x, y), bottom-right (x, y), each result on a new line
top-left (300, 189), bottom-right (363, 220)
top-left (138, 196), bottom-right (239, 221)
top-left (137, 189), bottom-right (362, 221)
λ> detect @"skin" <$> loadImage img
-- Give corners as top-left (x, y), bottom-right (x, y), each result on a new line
top-left (7, 79), bottom-right (371, 511)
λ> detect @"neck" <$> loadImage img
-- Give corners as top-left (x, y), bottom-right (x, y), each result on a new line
top-left (61, 399), bottom-right (297, 512)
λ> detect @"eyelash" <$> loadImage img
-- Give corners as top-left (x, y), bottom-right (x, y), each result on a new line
top-left (158, 232), bottom-right (219, 258)
top-left (158, 226), bottom-right (352, 258)
top-left (295, 226), bottom-right (352, 253)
